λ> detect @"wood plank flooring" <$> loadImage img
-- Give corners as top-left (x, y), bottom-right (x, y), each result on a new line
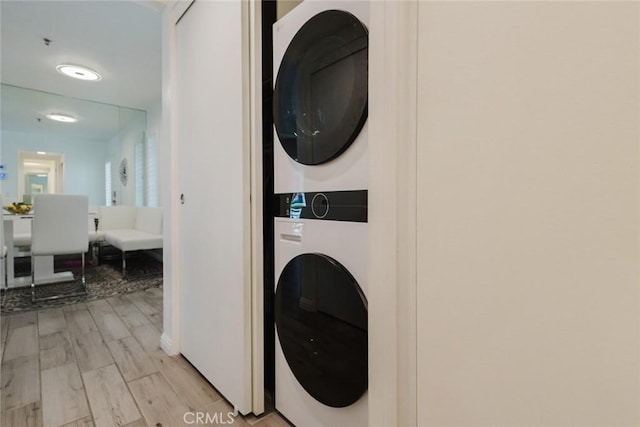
top-left (1, 288), bottom-right (292, 427)
top-left (82, 364), bottom-right (141, 427)
top-left (4, 325), bottom-right (38, 361)
top-left (41, 363), bottom-right (91, 426)
top-left (0, 401), bottom-right (43, 427)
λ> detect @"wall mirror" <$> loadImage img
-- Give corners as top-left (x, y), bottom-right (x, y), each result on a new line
top-left (1, 84), bottom-right (148, 207)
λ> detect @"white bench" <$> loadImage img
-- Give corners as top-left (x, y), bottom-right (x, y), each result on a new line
top-left (97, 206), bottom-right (163, 276)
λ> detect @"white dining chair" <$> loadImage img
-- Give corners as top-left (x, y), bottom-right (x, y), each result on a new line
top-left (1, 245), bottom-right (7, 307)
top-left (31, 194), bottom-right (89, 302)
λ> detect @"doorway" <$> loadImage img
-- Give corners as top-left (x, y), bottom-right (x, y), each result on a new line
top-left (18, 150), bottom-right (64, 203)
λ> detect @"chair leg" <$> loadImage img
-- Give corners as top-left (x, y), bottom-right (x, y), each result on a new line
top-left (92, 242), bottom-right (99, 265)
top-left (31, 255), bottom-right (36, 303)
top-left (29, 254), bottom-right (88, 303)
top-left (122, 251), bottom-right (126, 278)
top-left (1, 256), bottom-right (7, 308)
top-left (80, 252), bottom-right (87, 297)
top-left (81, 252), bottom-right (86, 290)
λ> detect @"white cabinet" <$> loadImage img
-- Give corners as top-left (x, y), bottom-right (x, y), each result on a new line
top-left (175, 0), bottom-right (252, 414)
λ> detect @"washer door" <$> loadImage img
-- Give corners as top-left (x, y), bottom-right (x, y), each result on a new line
top-left (275, 253), bottom-right (368, 408)
top-left (273, 10), bottom-right (368, 165)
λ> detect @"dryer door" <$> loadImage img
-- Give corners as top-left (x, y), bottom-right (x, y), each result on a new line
top-left (275, 253), bottom-right (368, 407)
top-left (273, 10), bottom-right (368, 165)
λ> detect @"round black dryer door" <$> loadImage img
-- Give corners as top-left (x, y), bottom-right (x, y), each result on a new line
top-left (275, 253), bottom-right (368, 408)
top-left (273, 10), bottom-right (368, 165)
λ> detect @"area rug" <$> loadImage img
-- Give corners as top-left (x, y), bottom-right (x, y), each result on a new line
top-left (1, 255), bottom-right (163, 313)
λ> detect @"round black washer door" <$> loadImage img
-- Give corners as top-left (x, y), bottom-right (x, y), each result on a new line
top-left (275, 253), bottom-right (368, 407)
top-left (273, 10), bottom-right (368, 165)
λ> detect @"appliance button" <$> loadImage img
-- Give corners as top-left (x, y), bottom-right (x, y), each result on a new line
top-left (311, 193), bottom-right (329, 219)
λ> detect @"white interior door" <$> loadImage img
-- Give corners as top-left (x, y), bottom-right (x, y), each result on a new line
top-left (176, 0), bottom-right (252, 414)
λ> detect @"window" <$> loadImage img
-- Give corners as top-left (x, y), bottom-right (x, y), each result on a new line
top-left (133, 133), bottom-right (159, 207)
top-left (145, 134), bottom-right (159, 207)
top-left (105, 161), bottom-right (112, 206)
top-left (134, 140), bottom-right (144, 206)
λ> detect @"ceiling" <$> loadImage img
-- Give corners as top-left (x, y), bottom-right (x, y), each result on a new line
top-left (1, 0), bottom-right (164, 140)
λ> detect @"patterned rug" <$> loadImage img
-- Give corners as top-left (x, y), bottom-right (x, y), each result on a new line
top-left (1, 255), bottom-right (163, 313)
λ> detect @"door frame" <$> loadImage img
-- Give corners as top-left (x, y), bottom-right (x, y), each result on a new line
top-left (368, 1), bottom-right (419, 426)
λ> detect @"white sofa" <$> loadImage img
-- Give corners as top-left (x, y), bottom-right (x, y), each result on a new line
top-left (96, 206), bottom-right (163, 275)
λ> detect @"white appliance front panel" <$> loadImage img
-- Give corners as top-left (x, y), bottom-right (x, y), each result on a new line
top-left (273, 0), bottom-right (370, 194)
top-left (274, 218), bottom-right (368, 293)
top-left (274, 218), bottom-right (368, 427)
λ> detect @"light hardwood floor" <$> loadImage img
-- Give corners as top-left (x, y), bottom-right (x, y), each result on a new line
top-left (1, 288), bottom-right (291, 427)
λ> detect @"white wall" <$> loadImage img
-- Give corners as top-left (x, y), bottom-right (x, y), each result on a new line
top-left (146, 101), bottom-right (162, 136)
top-left (415, 2), bottom-right (639, 426)
top-left (1, 130), bottom-right (108, 205)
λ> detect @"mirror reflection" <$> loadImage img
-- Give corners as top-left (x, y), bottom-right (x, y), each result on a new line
top-left (1, 84), bottom-right (154, 207)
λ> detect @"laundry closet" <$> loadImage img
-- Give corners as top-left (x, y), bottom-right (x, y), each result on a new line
top-left (167, 0), bottom-right (371, 421)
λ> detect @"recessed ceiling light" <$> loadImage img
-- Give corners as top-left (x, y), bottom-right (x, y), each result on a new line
top-left (56, 64), bottom-right (102, 81)
top-left (37, 151), bottom-right (47, 155)
top-left (46, 113), bottom-right (78, 123)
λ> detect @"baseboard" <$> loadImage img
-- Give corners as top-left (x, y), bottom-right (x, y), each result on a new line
top-left (160, 333), bottom-right (178, 356)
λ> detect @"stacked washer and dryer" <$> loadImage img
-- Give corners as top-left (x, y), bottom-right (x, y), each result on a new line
top-left (272, 1), bottom-right (369, 426)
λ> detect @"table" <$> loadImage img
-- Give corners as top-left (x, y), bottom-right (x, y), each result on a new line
top-left (3, 214), bottom-right (74, 288)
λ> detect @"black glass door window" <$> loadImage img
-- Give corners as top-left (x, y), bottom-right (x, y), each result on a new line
top-left (275, 253), bottom-right (368, 407)
top-left (274, 10), bottom-right (368, 165)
